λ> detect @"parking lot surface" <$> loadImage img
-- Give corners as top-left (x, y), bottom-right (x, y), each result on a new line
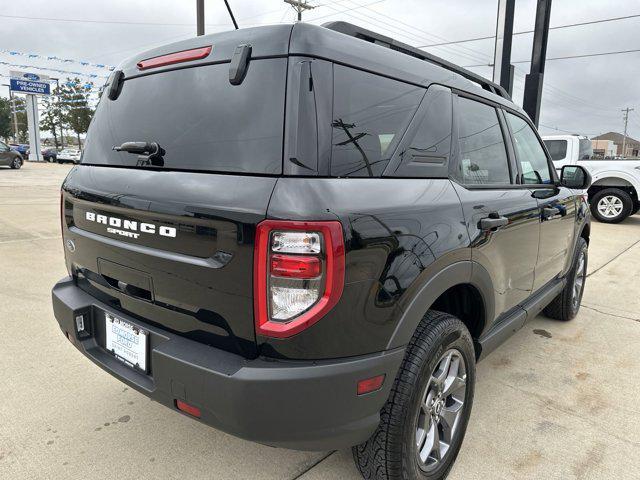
top-left (1, 162), bottom-right (640, 480)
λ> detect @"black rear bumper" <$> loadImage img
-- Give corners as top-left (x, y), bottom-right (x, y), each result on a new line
top-left (52, 276), bottom-right (404, 450)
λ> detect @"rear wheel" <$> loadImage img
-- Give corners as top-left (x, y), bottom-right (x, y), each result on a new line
top-left (590, 188), bottom-right (632, 223)
top-left (10, 157), bottom-right (22, 169)
top-left (544, 237), bottom-right (588, 321)
top-left (353, 311), bottom-right (475, 480)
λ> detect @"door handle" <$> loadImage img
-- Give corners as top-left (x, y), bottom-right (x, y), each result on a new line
top-left (543, 207), bottom-right (561, 219)
top-left (479, 215), bottom-right (509, 230)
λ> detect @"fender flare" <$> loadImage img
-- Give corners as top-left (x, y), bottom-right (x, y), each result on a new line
top-left (589, 170), bottom-right (640, 194)
top-left (386, 261), bottom-right (495, 350)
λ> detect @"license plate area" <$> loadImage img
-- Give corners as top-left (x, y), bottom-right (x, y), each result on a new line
top-left (105, 313), bottom-right (148, 373)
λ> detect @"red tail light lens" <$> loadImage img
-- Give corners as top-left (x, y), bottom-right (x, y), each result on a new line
top-left (137, 46), bottom-right (212, 70)
top-left (254, 220), bottom-right (345, 338)
top-left (175, 399), bottom-right (201, 418)
top-left (357, 375), bottom-right (385, 395)
top-left (270, 254), bottom-right (321, 279)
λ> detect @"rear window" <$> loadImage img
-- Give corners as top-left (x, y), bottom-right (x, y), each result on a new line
top-left (543, 140), bottom-right (568, 161)
top-left (82, 59), bottom-right (287, 174)
top-left (330, 66), bottom-right (424, 177)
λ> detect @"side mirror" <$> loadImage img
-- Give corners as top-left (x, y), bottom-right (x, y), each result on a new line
top-left (560, 165), bottom-right (591, 189)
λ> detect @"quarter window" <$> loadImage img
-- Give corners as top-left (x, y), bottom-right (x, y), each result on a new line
top-left (331, 65), bottom-right (424, 177)
top-left (505, 112), bottom-right (552, 184)
top-left (456, 97), bottom-right (511, 185)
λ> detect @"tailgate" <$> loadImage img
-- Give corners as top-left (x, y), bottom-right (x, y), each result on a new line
top-left (62, 166), bottom-right (277, 358)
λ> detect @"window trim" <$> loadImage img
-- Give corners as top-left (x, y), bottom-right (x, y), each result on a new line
top-left (501, 107), bottom-right (559, 188)
top-left (449, 92), bottom-right (516, 190)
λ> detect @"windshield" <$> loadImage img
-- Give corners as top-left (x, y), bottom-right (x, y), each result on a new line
top-left (543, 140), bottom-right (568, 161)
top-left (82, 59), bottom-right (287, 174)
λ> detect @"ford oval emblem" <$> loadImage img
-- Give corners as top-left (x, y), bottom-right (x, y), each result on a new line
top-left (65, 239), bottom-right (76, 252)
top-left (24, 73), bottom-right (40, 81)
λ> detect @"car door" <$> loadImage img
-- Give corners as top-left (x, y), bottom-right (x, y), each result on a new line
top-left (0, 141), bottom-right (11, 165)
top-left (504, 111), bottom-right (576, 291)
top-left (451, 95), bottom-right (540, 318)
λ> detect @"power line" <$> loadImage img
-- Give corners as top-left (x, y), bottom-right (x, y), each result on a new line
top-left (464, 48), bottom-right (640, 67)
top-left (418, 13), bottom-right (640, 48)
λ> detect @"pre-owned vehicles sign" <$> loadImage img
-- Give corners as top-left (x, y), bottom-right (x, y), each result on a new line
top-left (9, 70), bottom-right (51, 95)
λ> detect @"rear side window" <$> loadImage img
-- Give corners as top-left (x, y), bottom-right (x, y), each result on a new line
top-left (455, 97), bottom-right (510, 185)
top-left (331, 66), bottom-right (424, 177)
top-left (544, 140), bottom-right (568, 161)
top-left (82, 59), bottom-right (287, 174)
top-left (505, 112), bottom-right (552, 184)
top-left (578, 138), bottom-right (593, 160)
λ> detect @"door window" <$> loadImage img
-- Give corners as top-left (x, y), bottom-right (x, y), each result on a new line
top-left (455, 97), bottom-right (511, 185)
top-left (505, 112), bottom-right (552, 184)
top-left (543, 140), bottom-right (568, 161)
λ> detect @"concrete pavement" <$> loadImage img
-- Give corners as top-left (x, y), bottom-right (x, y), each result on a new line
top-left (1, 162), bottom-right (639, 480)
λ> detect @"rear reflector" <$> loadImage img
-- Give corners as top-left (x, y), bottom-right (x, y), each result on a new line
top-left (357, 375), bottom-right (385, 395)
top-left (175, 399), bottom-right (201, 418)
top-left (137, 46), bottom-right (212, 70)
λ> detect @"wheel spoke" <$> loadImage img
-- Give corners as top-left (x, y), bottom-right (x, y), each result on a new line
top-left (419, 419), bottom-right (438, 463)
top-left (440, 399), bottom-right (463, 439)
top-left (443, 373), bottom-right (465, 397)
top-left (435, 352), bottom-right (453, 385)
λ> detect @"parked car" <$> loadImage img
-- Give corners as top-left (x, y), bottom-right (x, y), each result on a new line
top-left (52, 22), bottom-right (592, 480)
top-left (43, 147), bottom-right (58, 162)
top-left (57, 148), bottom-right (81, 164)
top-left (543, 134), bottom-right (640, 223)
top-left (0, 140), bottom-right (23, 169)
top-left (9, 143), bottom-right (29, 158)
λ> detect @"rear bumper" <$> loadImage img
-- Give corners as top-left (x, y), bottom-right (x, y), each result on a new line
top-left (52, 276), bottom-right (404, 450)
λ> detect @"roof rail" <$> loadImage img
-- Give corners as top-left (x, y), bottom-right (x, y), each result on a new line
top-left (322, 21), bottom-right (510, 100)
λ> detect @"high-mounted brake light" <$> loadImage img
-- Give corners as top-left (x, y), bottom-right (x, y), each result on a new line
top-left (254, 220), bottom-right (345, 338)
top-left (137, 46), bottom-right (212, 71)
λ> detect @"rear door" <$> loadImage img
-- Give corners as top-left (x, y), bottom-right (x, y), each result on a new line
top-left (451, 95), bottom-right (540, 318)
top-left (62, 54), bottom-right (289, 359)
top-left (504, 111), bottom-right (576, 290)
top-left (0, 141), bottom-right (11, 165)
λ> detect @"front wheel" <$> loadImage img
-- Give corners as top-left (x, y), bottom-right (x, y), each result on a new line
top-left (590, 188), bottom-right (632, 223)
top-left (353, 311), bottom-right (475, 480)
top-left (544, 237), bottom-right (588, 321)
top-left (10, 157), bottom-right (22, 169)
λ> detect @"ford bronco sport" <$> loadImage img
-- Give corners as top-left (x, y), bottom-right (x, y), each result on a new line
top-left (52, 22), bottom-right (592, 480)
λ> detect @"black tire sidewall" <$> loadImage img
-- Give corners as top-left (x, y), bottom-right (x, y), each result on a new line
top-left (590, 188), bottom-right (632, 223)
top-left (402, 316), bottom-right (476, 480)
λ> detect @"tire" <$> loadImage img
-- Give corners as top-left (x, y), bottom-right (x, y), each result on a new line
top-left (10, 157), bottom-right (22, 169)
top-left (543, 237), bottom-right (588, 321)
top-left (58, 159), bottom-right (64, 164)
top-left (353, 311), bottom-right (476, 480)
top-left (590, 188), bottom-right (633, 223)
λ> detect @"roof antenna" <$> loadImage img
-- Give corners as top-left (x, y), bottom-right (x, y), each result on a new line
top-left (223, 0), bottom-right (239, 29)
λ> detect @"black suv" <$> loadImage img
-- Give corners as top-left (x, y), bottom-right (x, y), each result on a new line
top-left (52, 22), bottom-right (591, 480)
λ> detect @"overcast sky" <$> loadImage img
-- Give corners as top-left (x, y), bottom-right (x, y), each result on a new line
top-left (2, 0), bottom-right (639, 139)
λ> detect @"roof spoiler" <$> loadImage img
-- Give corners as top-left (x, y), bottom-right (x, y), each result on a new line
top-left (323, 21), bottom-right (510, 100)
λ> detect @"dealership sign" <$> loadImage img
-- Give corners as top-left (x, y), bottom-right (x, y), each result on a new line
top-left (9, 70), bottom-right (51, 95)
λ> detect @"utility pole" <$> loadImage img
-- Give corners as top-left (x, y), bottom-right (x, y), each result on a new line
top-left (493, 0), bottom-right (515, 96)
top-left (522, 0), bottom-right (552, 127)
top-left (196, 0), bottom-right (205, 36)
top-left (284, 0), bottom-right (315, 21)
top-left (621, 107), bottom-right (634, 158)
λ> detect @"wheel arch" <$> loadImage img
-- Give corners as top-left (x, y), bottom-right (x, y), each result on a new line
top-left (588, 174), bottom-right (639, 202)
top-left (387, 261), bottom-right (494, 359)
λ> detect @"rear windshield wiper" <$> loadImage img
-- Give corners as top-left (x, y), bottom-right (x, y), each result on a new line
top-left (113, 141), bottom-right (165, 167)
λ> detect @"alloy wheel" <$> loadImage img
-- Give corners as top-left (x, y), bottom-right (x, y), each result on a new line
top-left (597, 195), bottom-right (623, 219)
top-left (572, 249), bottom-right (586, 309)
top-left (415, 349), bottom-right (467, 472)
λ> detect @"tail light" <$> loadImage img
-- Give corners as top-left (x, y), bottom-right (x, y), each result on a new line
top-left (254, 220), bottom-right (345, 338)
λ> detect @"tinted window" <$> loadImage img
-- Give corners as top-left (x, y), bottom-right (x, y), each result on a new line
top-left (331, 66), bottom-right (424, 177)
top-left (544, 140), bottom-right (568, 161)
top-left (408, 87), bottom-right (452, 160)
top-left (578, 138), bottom-right (593, 160)
top-left (506, 112), bottom-right (551, 184)
top-left (82, 59), bottom-right (287, 174)
top-left (456, 97), bottom-right (510, 185)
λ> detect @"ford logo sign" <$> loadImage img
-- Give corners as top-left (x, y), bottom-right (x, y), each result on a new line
top-left (24, 73), bottom-right (40, 81)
